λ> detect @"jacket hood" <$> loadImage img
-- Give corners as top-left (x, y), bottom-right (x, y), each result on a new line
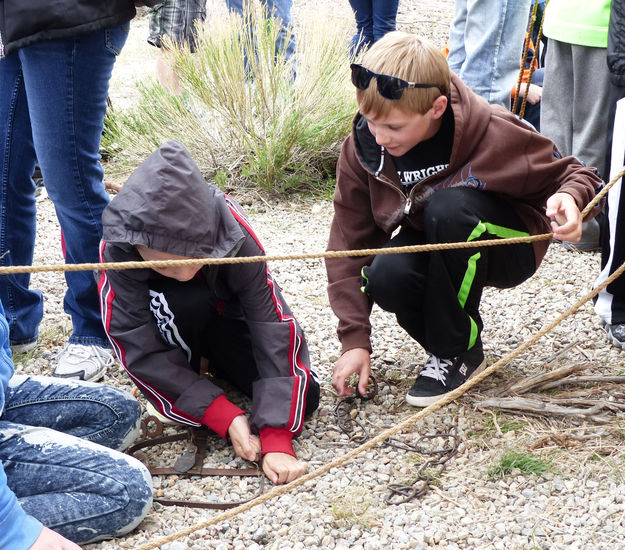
top-left (351, 74), bottom-right (493, 175)
top-left (102, 140), bottom-right (245, 258)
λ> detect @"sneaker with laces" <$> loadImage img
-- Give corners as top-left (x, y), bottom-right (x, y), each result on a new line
top-left (53, 343), bottom-right (115, 382)
top-left (603, 322), bottom-right (625, 350)
top-left (406, 349), bottom-right (486, 407)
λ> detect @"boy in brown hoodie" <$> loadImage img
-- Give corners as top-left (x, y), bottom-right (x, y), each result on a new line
top-left (325, 32), bottom-right (602, 407)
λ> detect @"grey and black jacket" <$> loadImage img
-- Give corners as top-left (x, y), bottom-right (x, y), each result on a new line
top-left (0, 0), bottom-right (136, 57)
top-left (99, 140), bottom-right (313, 456)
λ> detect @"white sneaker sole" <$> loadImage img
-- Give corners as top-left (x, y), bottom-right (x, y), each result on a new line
top-left (603, 322), bottom-right (625, 350)
top-left (405, 359), bottom-right (487, 408)
top-left (51, 367), bottom-right (107, 383)
top-left (10, 340), bottom-right (38, 354)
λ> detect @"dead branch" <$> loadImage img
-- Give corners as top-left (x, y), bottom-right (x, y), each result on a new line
top-left (496, 362), bottom-right (589, 396)
top-left (475, 397), bottom-right (613, 423)
top-left (537, 375), bottom-right (625, 391)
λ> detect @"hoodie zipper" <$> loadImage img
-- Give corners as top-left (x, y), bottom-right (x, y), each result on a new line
top-left (370, 146), bottom-right (452, 218)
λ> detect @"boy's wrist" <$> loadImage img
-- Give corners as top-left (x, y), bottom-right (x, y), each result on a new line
top-left (200, 395), bottom-right (245, 439)
top-left (259, 427), bottom-right (295, 457)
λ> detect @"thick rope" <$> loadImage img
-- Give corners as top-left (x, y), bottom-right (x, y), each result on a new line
top-left (132, 256), bottom-right (625, 550)
top-left (512, 0), bottom-right (540, 116)
top-left (518, 0), bottom-right (548, 120)
top-left (0, 166), bottom-right (622, 277)
top-left (0, 234), bottom-right (552, 275)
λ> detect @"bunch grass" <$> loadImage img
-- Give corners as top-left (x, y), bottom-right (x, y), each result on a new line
top-left (488, 448), bottom-right (552, 479)
top-left (102, 1), bottom-right (357, 194)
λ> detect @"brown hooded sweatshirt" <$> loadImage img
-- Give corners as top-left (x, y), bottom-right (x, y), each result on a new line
top-left (326, 74), bottom-right (603, 355)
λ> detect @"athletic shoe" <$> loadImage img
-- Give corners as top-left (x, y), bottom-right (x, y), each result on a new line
top-left (604, 322), bottom-right (625, 350)
top-left (145, 399), bottom-right (179, 425)
top-left (10, 339), bottom-right (38, 354)
top-left (406, 348), bottom-right (486, 407)
top-left (53, 343), bottom-right (115, 382)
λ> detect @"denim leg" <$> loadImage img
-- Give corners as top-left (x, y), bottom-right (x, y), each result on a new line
top-left (447, 0), bottom-right (468, 73)
top-left (16, 25), bottom-right (129, 347)
top-left (0, 375), bottom-right (151, 543)
top-left (349, 0), bottom-right (374, 54)
top-left (0, 53), bottom-right (43, 345)
top-left (226, 0), bottom-right (296, 60)
top-left (265, 0), bottom-right (295, 59)
top-left (0, 423), bottom-right (152, 544)
top-left (371, 0), bottom-right (399, 42)
top-left (3, 374), bottom-right (141, 449)
top-left (449, 0), bottom-right (532, 108)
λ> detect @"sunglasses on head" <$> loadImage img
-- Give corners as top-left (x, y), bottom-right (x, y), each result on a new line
top-left (350, 63), bottom-right (443, 100)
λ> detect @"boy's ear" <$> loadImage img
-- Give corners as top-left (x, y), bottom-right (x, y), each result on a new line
top-left (431, 95), bottom-right (448, 119)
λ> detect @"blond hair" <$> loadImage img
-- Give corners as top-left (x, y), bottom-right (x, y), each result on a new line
top-left (356, 32), bottom-right (450, 117)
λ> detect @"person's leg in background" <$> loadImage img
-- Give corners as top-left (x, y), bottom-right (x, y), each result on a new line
top-left (16, 25), bottom-right (130, 379)
top-left (447, 0), bottom-right (467, 73)
top-left (542, 39), bottom-right (610, 250)
top-left (226, 0), bottom-right (296, 60)
top-left (148, 0), bottom-right (208, 94)
top-left (371, 0), bottom-right (399, 43)
top-left (448, 0), bottom-right (532, 108)
top-left (0, 53), bottom-right (43, 351)
top-left (569, 45), bottom-right (612, 180)
top-left (349, 0), bottom-right (374, 55)
top-left (595, 98), bottom-right (625, 347)
top-left (1, 375), bottom-right (152, 544)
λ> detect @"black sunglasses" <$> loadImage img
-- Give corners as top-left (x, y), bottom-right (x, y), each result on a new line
top-left (350, 63), bottom-right (443, 100)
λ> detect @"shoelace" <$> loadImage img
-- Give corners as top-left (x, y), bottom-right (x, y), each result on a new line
top-left (419, 355), bottom-right (454, 385)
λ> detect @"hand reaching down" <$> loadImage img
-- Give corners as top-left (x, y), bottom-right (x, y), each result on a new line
top-left (262, 452), bottom-right (308, 485)
top-left (227, 414), bottom-right (261, 462)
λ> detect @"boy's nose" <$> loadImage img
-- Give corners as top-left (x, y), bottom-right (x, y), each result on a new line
top-left (375, 131), bottom-right (391, 147)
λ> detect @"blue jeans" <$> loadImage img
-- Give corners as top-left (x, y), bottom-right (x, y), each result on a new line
top-left (1, 375), bottom-right (152, 544)
top-left (225, 0), bottom-right (295, 60)
top-left (348, 0), bottom-right (399, 55)
top-left (0, 25), bottom-right (129, 348)
top-left (447, 0), bottom-right (532, 109)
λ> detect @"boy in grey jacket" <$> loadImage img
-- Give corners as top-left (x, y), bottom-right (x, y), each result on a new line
top-left (99, 140), bottom-right (319, 485)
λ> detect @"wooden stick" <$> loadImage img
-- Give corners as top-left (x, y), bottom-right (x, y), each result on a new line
top-left (475, 397), bottom-right (612, 423)
top-left (497, 363), bottom-right (589, 396)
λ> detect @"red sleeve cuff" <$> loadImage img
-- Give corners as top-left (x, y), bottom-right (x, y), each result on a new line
top-left (259, 427), bottom-right (295, 457)
top-left (201, 395), bottom-right (245, 439)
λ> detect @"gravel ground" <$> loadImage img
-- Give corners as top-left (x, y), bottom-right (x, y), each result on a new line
top-left (15, 1), bottom-right (625, 549)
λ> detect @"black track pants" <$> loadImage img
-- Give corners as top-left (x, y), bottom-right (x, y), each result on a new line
top-left (148, 276), bottom-right (320, 414)
top-left (363, 188), bottom-right (536, 358)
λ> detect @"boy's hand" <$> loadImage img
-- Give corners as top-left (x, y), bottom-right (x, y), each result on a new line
top-left (31, 526), bottom-right (81, 549)
top-left (519, 83), bottom-right (542, 105)
top-left (227, 415), bottom-right (261, 462)
top-left (332, 347), bottom-right (371, 397)
top-left (546, 192), bottom-right (583, 242)
top-left (262, 452), bottom-right (308, 484)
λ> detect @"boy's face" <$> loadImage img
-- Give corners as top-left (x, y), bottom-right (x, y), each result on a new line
top-left (363, 96), bottom-right (447, 157)
top-left (136, 245), bottom-right (201, 282)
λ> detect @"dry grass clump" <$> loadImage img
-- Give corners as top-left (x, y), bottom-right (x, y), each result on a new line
top-left (102, 2), bottom-right (357, 194)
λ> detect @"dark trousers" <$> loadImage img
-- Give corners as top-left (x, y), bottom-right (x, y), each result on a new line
top-left (149, 276), bottom-right (320, 415)
top-left (363, 188), bottom-right (536, 358)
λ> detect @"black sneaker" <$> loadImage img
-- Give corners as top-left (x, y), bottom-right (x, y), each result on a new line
top-left (406, 349), bottom-right (486, 407)
top-left (604, 322), bottom-right (625, 350)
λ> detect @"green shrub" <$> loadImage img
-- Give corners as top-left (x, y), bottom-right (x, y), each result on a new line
top-left (103, 2), bottom-right (357, 193)
top-left (488, 448), bottom-right (551, 479)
